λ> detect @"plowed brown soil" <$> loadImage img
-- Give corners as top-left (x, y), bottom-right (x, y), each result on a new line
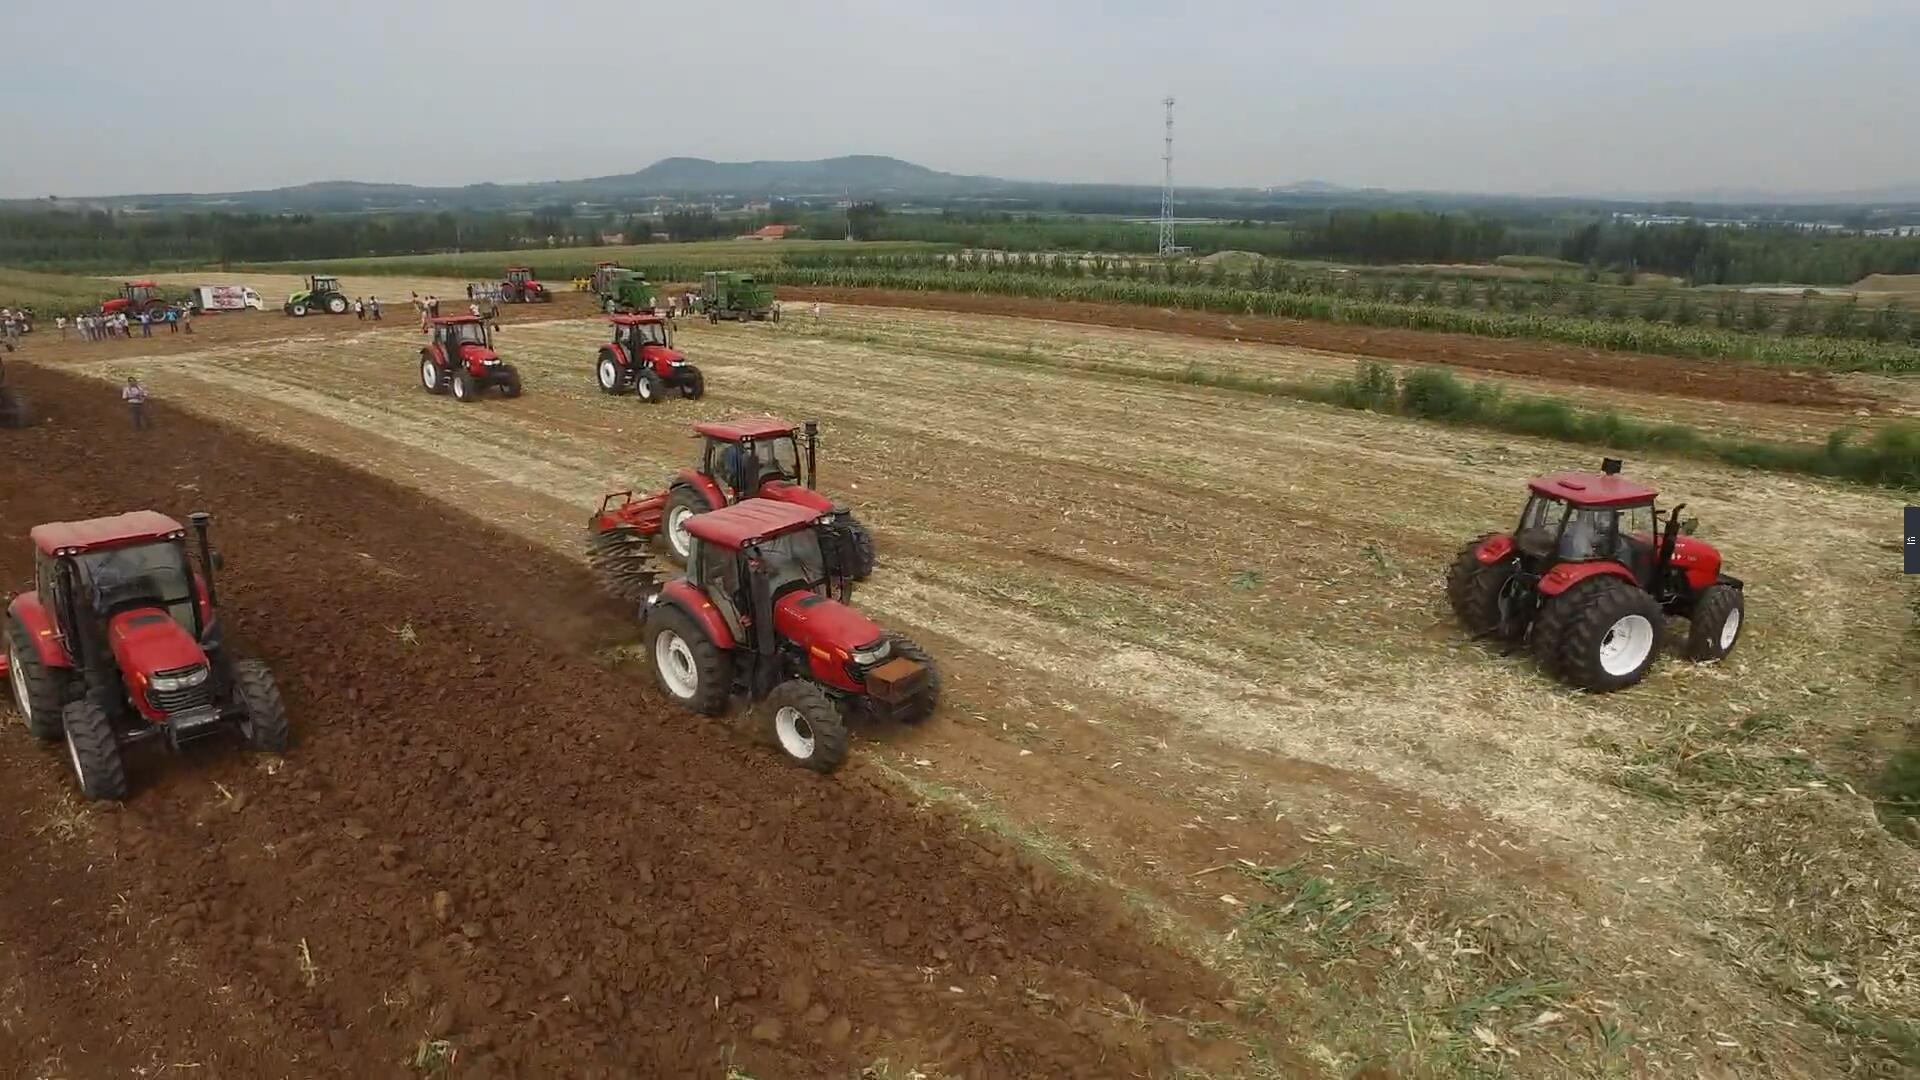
top-left (775, 286), bottom-right (1869, 409)
top-left (0, 365), bottom-right (1247, 1079)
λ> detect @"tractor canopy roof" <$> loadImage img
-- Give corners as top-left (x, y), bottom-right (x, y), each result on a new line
top-left (32, 511), bottom-right (186, 557)
top-left (693, 417), bottom-right (796, 442)
top-left (506, 266), bottom-right (533, 272)
top-left (608, 313), bottom-right (666, 327)
top-left (431, 315), bottom-right (486, 326)
top-left (684, 500), bottom-right (823, 550)
top-left (1528, 471), bottom-right (1658, 509)
top-left (125, 280), bottom-right (157, 288)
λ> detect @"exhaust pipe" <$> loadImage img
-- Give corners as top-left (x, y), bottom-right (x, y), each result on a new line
top-left (1655, 501), bottom-right (1687, 580)
top-left (188, 511), bottom-right (218, 608)
top-left (804, 420), bottom-right (819, 489)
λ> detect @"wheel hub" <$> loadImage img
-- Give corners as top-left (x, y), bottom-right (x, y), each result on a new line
top-left (654, 631), bottom-right (698, 699)
top-left (775, 706), bottom-right (814, 759)
top-left (667, 508), bottom-right (694, 559)
top-left (1598, 614), bottom-right (1655, 676)
top-left (8, 641), bottom-right (30, 721)
top-left (1720, 608), bottom-right (1741, 651)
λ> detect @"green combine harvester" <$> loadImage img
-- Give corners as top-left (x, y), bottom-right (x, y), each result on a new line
top-left (590, 264), bottom-right (657, 314)
top-left (284, 275), bottom-right (350, 317)
top-left (700, 271), bottom-right (775, 322)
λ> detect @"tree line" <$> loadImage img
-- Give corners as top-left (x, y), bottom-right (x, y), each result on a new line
top-left (1561, 222), bottom-right (1920, 285)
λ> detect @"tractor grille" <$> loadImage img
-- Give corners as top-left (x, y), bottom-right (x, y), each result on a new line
top-left (147, 666), bottom-right (214, 716)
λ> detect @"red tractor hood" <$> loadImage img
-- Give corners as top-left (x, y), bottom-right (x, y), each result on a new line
top-left (772, 591), bottom-right (883, 654)
top-left (639, 343), bottom-right (684, 366)
top-left (456, 342), bottom-right (498, 368)
top-left (759, 480), bottom-right (836, 514)
top-left (108, 608), bottom-right (207, 678)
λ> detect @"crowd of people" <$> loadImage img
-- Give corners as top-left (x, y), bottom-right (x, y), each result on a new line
top-left (38, 307), bottom-right (195, 342)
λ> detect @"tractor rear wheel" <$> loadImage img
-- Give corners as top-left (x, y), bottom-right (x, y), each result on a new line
top-left (1544, 576), bottom-right (1664, 692)
top-left (232, 659), bottom-right (290, 752)
top-left (326, 295), bottom-right (348, 315)
top-left (646, 606), bottom-right (731, 716)
top-left (766, 680), bottom-right (849, 773)
top-left (597, 350), bottom-right (627, 395)
top-left (0, 386), bottom-right (32, 429)
top-left (1684, 584), bottom-right (1744, 662)
top-left (61, 700), bottom-right (126, 801)
top-left (7, 618), bottom-right (64, 740)
top-left (636, 371), bottom-right (663, 404)
top-left (1445, 534), bottom-right (1511, 635)
top-left (451, 372), bottom-right (477, 403)
top-left (662, 487), bottom-right (706, 563)
top-left (420, 356), bottom-right (443, 394)
top-left (882, 633), bottom-right (940, 723)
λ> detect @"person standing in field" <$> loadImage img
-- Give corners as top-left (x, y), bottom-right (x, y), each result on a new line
top-left (165, 306), bottom-right (178, 333)
top-left (369, 296), bottom-right (382, 320)
top-left (354, 298), bottom-right (365, 320)
top-left (56, 315), bottom-right (67, 339)
top-left (180, 306), bottom-right (193, 334)
top-left (122, 376), bottom-right (149, 430)
top-left (138, 310), bottom-right (152, 338)
top-left (811, 301), bottom-right (822, 322)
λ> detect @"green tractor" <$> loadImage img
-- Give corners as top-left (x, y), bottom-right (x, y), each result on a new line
top-left (700, 271), bottom-right (776, 322)
top-left (284, 275), bottom-right (349, 317)
top-left (591, 264), bottom-right (658, 314)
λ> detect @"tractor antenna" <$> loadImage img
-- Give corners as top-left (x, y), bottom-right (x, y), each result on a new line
top-left (1158, 96), bottom-right (1177, 257)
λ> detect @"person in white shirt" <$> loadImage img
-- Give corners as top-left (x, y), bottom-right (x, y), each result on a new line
top-left (122, 376), bottom-right (150, 429)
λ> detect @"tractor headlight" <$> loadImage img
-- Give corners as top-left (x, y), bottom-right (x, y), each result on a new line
top-left (149, 666), bottom-right (209, 692)
top-left (850, 641), bottom-right (892, 666)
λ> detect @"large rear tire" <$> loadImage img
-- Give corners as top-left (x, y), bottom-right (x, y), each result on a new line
top-left (61, 700), bottom-right (127, 801)
top-left (232, 659), bottom-right (290, 752)
top-left (597, 349), bottom-right (627, 395)
top-left (1444, 534), bottom-right (1511, 635)
top-left (882, 633), bottom-right (940, 724)
top-left (325, 295), bottom-right (348, 315)
top-left (1684, 584), bottom-right (1744, 662)
top-left (662, 486), bottom-right (706, 564)
top-left (766, 680), bottom-right (848, 774)
top-left (646, 605), bottom-right (731, 716)
top-left (420, 356), bottom-right (444, 394)
top-left (7, 618), bottom-right (64, 740)
top-left (1544, 576), bottom-right (1664, 692)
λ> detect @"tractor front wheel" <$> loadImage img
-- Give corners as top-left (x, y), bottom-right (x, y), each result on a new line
top-left (766, 680), bottom-right (849, 773)
top-left (662, 487), bottom-right (706, 563)
top-left (289, 303), bottom-right (308, 317)
top-left (1684, 583), bottom-right (1744, 662)
top-left (646, 606), bottom-right (731, 716)
top-left (682, 366), bottom-right (705, 399)
top-left (500, 368), bottom-right (523, 398)
top-left (847, 520), bottom-right (877, 580)
top-left (7, 618), bottom-right (64, 740)
top-left (232, 659), bottom-right (290, 752)
top-left (451, 372), bottom-right (477, 403)
top-left (1544, 576), bottom-right (1664, 692)
top-left (636, 371), bottom-right (663, 404)
top-left (1444, 534), bottom-right (1511, 635)
top-left (883, 633), bottom-right (940, 723)
top-left (61, 700), bottom-right (127, 801)
top-left (597, 350), bottom-right (627, 395)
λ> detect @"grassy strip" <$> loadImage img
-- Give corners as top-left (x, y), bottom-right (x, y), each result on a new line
top-left (0, 266), bottom-right (115, 315)
top-left (767, 266), bottom-right (1920, 372)
top-left (234, 240), bottom-right (950, 282)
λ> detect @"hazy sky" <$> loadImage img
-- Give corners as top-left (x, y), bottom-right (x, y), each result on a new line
top-left (3, 0), bottom-right (1914, 199)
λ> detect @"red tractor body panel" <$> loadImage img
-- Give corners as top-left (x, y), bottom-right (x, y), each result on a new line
top-left (1528, 472), bottom-right (1657, 509)
top-left (773, 592), bottom-right (878, 693)
top-left (1474, 533), bottom-right (1514, 564)
top-left (693, 417), bottom-right (797, 443)
top-left (107, 609), bottom-right (210, 722)
top-left (683, 500), bottom-right (822, 549)
top-left (32, 511), bottom-right (185, 556)
top-left (7, 592), bottom-right (71, 669)
top-left (593, 490), bottom-right (667, 536)
top-left (1538, 560), bottom-right (1637, 597)
top-left (455, 342), bottom-right (499, 375)
top-left (758, 479), bottom-right (835, 515)
top-left (637, 343), bottom-right (685, 375)
top-left (606, 342), bottom-right (631, 368)
top-left (674, 469), bottom-right (728, 511)
top-left (658, 579), bottom-right (736, 650)
top-left (1667, 535), bottom-right (1723, 591)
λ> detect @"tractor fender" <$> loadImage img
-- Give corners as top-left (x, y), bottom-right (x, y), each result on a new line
top-left (672, 469), bottom-right (727, 510)
top-left (1538, 560), bottom-right (1637, 598)
top-left (421, 344), bottom-right (445, 368)
top-left (7, 593), bottom-right (71, 670)
top-left (1667, 535), bottom-right (1724, 593)
top-left (758, 479), bottom-right (835, 515)
top-left (605, 343), bottom-right (631, 369)
top-left (1474, 533), bottom-right (1515, 565)
top-left (656, 580), bottom-right (736, 651)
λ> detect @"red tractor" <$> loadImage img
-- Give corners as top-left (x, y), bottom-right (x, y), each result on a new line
top-left (1446, 458), bottom-right (1745, 692)
top-left (3, 511), bottom-right (290, 800)
top-left (499, 267), bottom-right (551, 303)
top-left (418, 315), bottom-right (523, 402)
top-left (595, 314), bottom-right (704, 402)
top-left (587, 418), bottom-right (876, 601)
top-left (643, 499), bottom-right (938, 772)
top-left (100, 280), bottom-right (170, 318)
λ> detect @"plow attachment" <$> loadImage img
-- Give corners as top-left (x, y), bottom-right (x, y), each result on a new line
top-left (586, 490), bottom-right (669, 604)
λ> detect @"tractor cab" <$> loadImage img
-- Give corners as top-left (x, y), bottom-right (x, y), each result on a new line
top-left (694, 417), bottom-right (809, 499)
top-left (309, 275), bottom-right (339, 295)
top-left (432, 315), bottom-right (493, 351)
top-left (590, 264), bottom-right (628, 295)
top-left (610, 313), bottom-right (671, 351)
top-left (33, 513), bottom-right (208, 649)
top-left (122, 281), bottom-right (162, 307)
top-left (1508, 459), bottom-right (1704, 591)
top-left (506, 267), bottom-right (535, 287)
top-left (683, 501), bottom-right (852, 645)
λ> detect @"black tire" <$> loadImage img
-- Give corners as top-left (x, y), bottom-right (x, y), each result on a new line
top-left (500, 367), bottom-right (523, 399)
top-left (645, 605), bottom-right (732, 716)
top-left (661, 486), bottom-right (707, 564)
top-left (882, 633), bottom-right (940, 723)
top-left (1544, 576), bottom-right (1664, 692)
top-left (451, 372), bottom-right (477, 403)
top-left (1444, 534), bottom-right (1511, 635)
top-left (7, 618), bottom-right (65, 740)
top-left (1684, 583), bottom-right (1744, 662)
top-left (232, 659), bottom-right (290, 752)
top-left (61, 700), bottom-right (126, 801)
top-left (765, 680), bottom-right (849, 773)
top-left (682, 366), bottom-right (705, 399)
top-left (635, 371), bottom-right (664, 404)
top-left (420, 355), bottom-right (444, 395)
top-left (325, 295), bottom-right (348, 315)
top-left (847, 520), bottom-right (877, 581)
top-left (0, 388), bottom-right (32, 430)
top-left (290, 303), bottom-right (308, 317)
top-left (597, 348), bottom-right (628, 395)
